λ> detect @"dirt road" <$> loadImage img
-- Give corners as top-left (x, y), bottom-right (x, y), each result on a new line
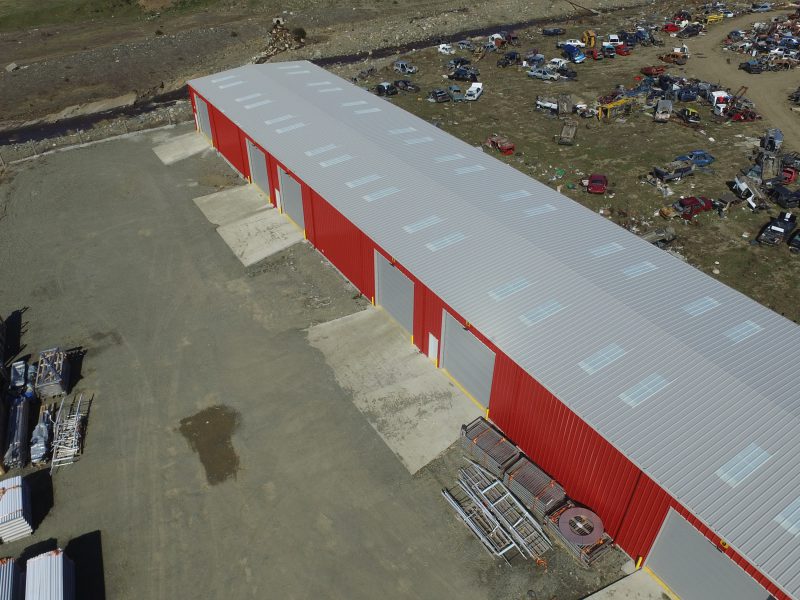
top-left (687, 11), bottom-right (800, 146)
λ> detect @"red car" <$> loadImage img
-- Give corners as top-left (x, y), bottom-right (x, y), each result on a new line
top-left (588, 48), bottom-right (604, 60)
top-left (675, 196), bottom-right (713, 219)
top-left (586, 174), bottom-right (608, 194)
top-left (616, 45), bottom-right (632, 56)
top-left (662, 22), bottom-right (682, 32)
top-left (641, 65), bottom-right (667, 76)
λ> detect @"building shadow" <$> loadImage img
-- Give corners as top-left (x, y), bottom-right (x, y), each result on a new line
top-left (65, 530), bottom-right (106, 600)
top-left (2, 308), bottom-right (28, 366)
top-left (24, 470), bottom-right (53, 530)
top-left (64, 346), bottom-right (86, 393)
top-left (17, 537), bottom-right (58, 564)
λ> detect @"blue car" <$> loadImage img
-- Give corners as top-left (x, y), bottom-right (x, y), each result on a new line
top-left (562, 44), bottom-right (586, 64)
top-left (674, 150), bottom-right (716, 167)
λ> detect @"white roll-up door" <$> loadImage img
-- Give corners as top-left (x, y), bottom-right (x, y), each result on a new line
top-left (278, 167), bottom-right (304, 229)
top-left (646, 510), bottom-right (769, 600)
top-left (440, 311), bottom-right (495, 408)
top-left (375, 252), bottom-right (414, 334)
top-left (194, 95), bottom-right (213, 140)
top-left (246, 139), bottom-right (270, 195)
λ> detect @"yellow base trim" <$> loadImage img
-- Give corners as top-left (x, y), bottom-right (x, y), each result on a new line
top-left (410, 334), bottom-right (414, 345)
top-left (441, 367), bottom-right (486, 413)
top-left (635, 556), bottom-right (643, 569)
top-left (643, 566), bottom-right (681, 600)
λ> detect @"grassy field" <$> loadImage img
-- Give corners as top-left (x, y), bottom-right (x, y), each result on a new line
top-left (354, 29), bottom-right (800, 322)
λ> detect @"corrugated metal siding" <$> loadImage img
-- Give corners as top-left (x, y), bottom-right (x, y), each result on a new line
top-left (310, 192), bottom-right (374, 297)
top-left (302, 185), bottom-right (315, 242)
top-left (190, 62), bottom-right (800, 598)
top-left (491, 356), bottom-right (641, 538)
top-left (208, 105), bottom-right (245, 175)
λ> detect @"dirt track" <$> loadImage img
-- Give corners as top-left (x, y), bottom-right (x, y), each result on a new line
top-left (687, 10), bottom-right (800, 146)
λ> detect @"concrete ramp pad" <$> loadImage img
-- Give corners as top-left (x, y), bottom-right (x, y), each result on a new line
top-left (153, 131), bottom-right (211, 165)
top-left (308, 309), bottom-right (482, 474)
top-left (216, 209), bottom-right (303, 266)
top-left (193, 185), bottom-right (270, 227)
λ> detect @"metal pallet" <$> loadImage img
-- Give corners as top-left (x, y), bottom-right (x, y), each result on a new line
top-left (50, 394), bottom-right (89, 474)
top-left (503, 455), bottom-right (567, 522)
top-left (460, 417), bottom-right (520, 478)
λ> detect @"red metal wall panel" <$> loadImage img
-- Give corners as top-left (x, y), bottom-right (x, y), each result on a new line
top-left (208, 106), bottom-right (246, 175)
top-left (309, 192), bottom-right (374, 298)
top-left (265, 153), bottom-right (279, 208)
top-left (489, 356), bottom-right (641, 538)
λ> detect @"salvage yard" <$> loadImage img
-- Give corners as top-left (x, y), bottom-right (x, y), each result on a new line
top-left (335, 8), bottom-right (800, 322)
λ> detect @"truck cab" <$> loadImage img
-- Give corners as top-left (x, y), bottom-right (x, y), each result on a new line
top-left (756, 212), bottom-right (797, 245)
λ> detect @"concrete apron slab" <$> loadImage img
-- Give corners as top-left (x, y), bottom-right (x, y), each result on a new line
top-left (193, 184), bottom-right (269, 227)
top-left (308, 308), bottom-right (483, 474)
top-left (583, 569), bottom-right (678, 600)
top-left (216, 208), bottom-right (303, 266)
top-left (153, 131), bottom-right (211, 165)
top-left (193, 184), bottom-right (304, 266)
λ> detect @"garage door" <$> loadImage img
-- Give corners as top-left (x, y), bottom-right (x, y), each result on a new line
top-left (375, 252), bottom-right (414, 334)
top-left (440, 311), bottom-right (495, 408)
top-left (646, 510), bottom-right (769, 600)
top-left (194, 95), bottom-right (213, 140)
top-left (279, 167), bottom-right (304, 229)
top-left (246, 139), bottom-right (270, 196)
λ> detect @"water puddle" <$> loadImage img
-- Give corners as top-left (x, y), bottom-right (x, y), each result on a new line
top-left (179, 405), bottom-right (240, 485)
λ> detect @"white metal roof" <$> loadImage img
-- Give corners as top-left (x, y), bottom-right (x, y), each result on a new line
top-left (189, 61), bottom-right (800, 598)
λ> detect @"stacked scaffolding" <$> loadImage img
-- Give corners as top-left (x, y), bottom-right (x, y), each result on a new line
top-left (3, 397), bottom-right (29, 471)
top-left (0, 557), bottom-right (20, 600)
top-left (24, 549), bottom-right (75, 600)
top-left (0, 477), bottom-right (32, 543)
top-left (50, 395), bottom-right (86, 474)
top-left (460, 418), bottom-right (519, 477)
top-left (34, 348), bottom-right (70, 399)
top-left (503, 456), bottom-right (567, 522)
top-left (545, 502), bottom-right (613, 566)
top-left (444, 463), bottom-right (551, 563)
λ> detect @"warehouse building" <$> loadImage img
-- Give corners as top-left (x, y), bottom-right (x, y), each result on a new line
top-left (188, 62), bottom-right (800, 600)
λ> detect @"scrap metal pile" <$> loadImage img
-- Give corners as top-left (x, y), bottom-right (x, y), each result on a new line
top-left (725, 11), bottom-right (800, 73)
top-left (252, 18), bottom-right (306, 64)
top-left (445, 418), bottom-right (611, 567)
top-left (4, 346), bottom-right (87, 474)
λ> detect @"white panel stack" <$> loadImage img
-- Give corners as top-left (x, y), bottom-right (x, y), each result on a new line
top-left (0, 477), bottom-right (33, 543)
top-left (0, 557), bottom-right (20, 600)
top-left (25, 550), bottom-right (75, 600)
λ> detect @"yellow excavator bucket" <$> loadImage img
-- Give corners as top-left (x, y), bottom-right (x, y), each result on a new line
top-left (581, 30), bottom-right (596, 48)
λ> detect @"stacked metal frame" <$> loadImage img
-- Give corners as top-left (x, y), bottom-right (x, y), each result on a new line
top-left (460, 463), bottom-right (551, 559)
top-left (24, 549), bottom-right (75, 600)
top-left (503, 456), bottom-right (567, 522)
top-left (545, 502), bottom-right (613, 566)
top-left (0, 558), bottom-right (20, 600)
top-left (0, 477), bottom-right (32, 543)
top-left (442, 486), bottom-right (520, 564)
top-left (460, 418), bottom-right (519, 478)
top-left (3, 398), bottom-right (29, 471)
top-left (34, 349), bottom-right (69, 399)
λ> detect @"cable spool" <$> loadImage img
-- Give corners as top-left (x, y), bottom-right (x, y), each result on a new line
top-left (557, 506), bottom-right (605, 546)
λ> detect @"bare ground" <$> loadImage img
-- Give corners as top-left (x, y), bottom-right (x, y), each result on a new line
top-left (0, 0), bottom-right (653, 128)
